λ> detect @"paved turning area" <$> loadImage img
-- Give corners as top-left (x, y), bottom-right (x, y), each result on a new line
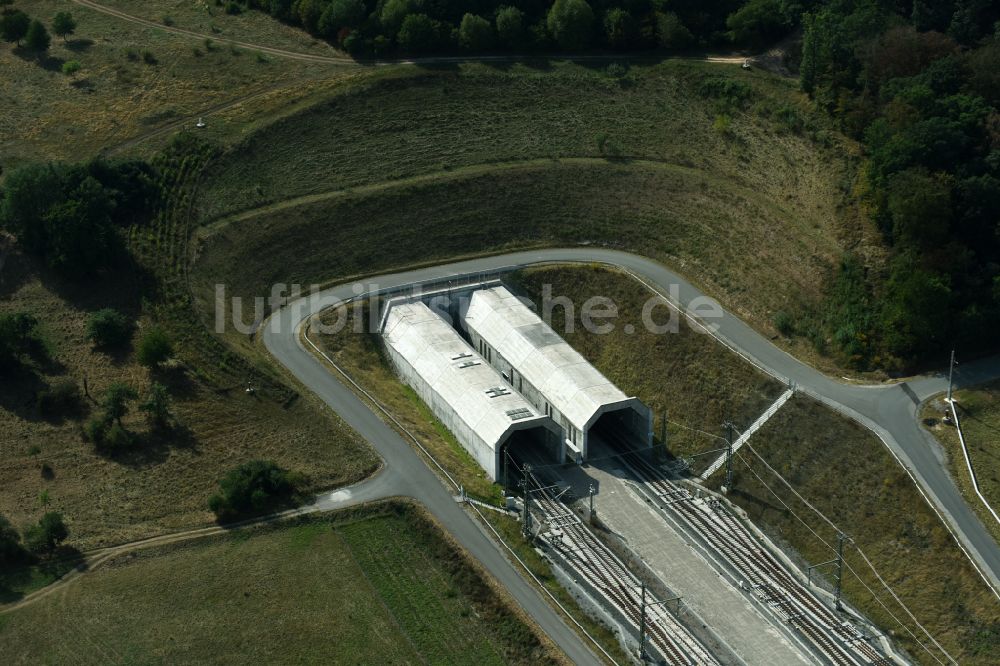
top-left (561, 460), bottom-right (814, 666)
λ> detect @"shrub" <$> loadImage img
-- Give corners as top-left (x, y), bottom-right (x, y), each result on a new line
top-left (0, 514), bottom-right (28, 566)
top-left (25, 19), bottom-right (50, 52)
top-left (547, 0), bottom-right (594, 50)
top-left (495, 6), bottom-right (525, 48)
top-left (102, 422), bottom-right (135, 452)
top-left (84, 415), bottom-right (108, 445)
top-left (208, 460), bottom-right (304, 521)
top-left (24, 512), bottom-right (68, 554)
top-left (101, 382), bottom-right (137, 426)
top-left (458, 13), bottom-right (493, 51)
top-left (713, 113), bottom-right (731, 135)
top-left (396, 14), bottom-right (439, 53)
top-left (141, 49), bottom-right (157, 64)
top-left (52, 11), bottom-right (76, 42)
top-left (655, 11), bottom-right (692, 50)
top-left (61, 60), bottom-right (81, 75)
top-left (224, 1), bottom-right (244, 15)
top-left (0, 311), bottom-right (39, 370)
top-left (139, 382), bottom-right (173, 430)
top-left (86, 308), bottom-right (133, 348)
top-left (773, 310), bottom-right (795, 336)
top-left (36, 379), bottom-right (82, 418)
top-left (137, 327), bottom-right (173, 368)
top-left (162, 15), bottom-right (175, 26)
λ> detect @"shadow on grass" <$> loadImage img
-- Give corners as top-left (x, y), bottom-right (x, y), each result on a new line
top-left (0, 546), bottom-right (87, 604)
top-left (105, 422), bottom-right (199, 469)
top-left (65, 38), bottom-right (94, 52)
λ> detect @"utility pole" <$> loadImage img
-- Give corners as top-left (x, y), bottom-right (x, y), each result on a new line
top-left (503, 450), bottom-right (510, 495)
top-left (521, 463), bottom-right (533, 539)
top-left (638, 582), bottom-right (647, 661)
top-left (588, 483), bottom-right (596, 518)
top-left (724, 421), bottom-right (735, 492)
top-left (835, 532), bottom-right (849, 610)
top-left (947, 349), bottom-right (957, 403)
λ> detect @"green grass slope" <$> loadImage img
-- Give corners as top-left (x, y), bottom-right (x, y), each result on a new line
top-left (0, 503), bottom-right (561, 665)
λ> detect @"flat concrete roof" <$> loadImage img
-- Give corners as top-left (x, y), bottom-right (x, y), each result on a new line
top-left (382, 300), bottom-right (557, 451)
top-left (464, 286), bottom-right (633, 433)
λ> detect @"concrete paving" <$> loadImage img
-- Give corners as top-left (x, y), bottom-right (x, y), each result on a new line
top-left (559, 461), bottom-right (814, 666)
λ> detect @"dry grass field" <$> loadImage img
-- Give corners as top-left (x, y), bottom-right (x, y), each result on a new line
top-left (0, 244), bottom-right (377, 556)
top-left (0, 0), bottom-right (352, 168)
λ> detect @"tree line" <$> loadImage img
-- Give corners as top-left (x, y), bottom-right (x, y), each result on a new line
top-left (240, 0), bottom-right (785, 55)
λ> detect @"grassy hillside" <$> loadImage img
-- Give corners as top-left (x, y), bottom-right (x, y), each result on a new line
top-left (729, 397), bottom-right (999, 665)
top-left (0, 502), bottom-right (562, 665)
top-left (923, 385), bottom-right (1000, 546)
top-left (192, 60), bottom-right (872, 364)
top-left (0, 244), bottom-right (376, 554)
top-left (0, 0), bottom-right (349, 168)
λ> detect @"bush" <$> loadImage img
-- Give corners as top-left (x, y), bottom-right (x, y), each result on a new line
top-left (142, 50), bottom-right (157, 64)
top-left (547, 0), bottom-right (594, 50)
top-left (102, 422), bottom-right (135, 452)
top-left (86, 308), bottom-right (133, 348)
top-left (0, 514), bottom-right (28, 566)
top-left (136, 326), bottom-right (172, 368)
top-left (24, 512), bottom-right (68, 554)
top-left (224, 1), bottom-right (244, 15)
top-left (24, 19), bottom-right (50, 52)
top-left (84, 415), bottom-right (108, 445)
top-left (655, 11), bottom-right (692, 50)
top-left (458, 13), bottom-right (493, 51)
top-left (0, 311), bottom-right (39, 370)
top-left (396, 14), bottom-right (439, 53)
top-left (495, 6), bottom-right (525, 48)
top-left (208, 460), bottom-right (304, 521)
top-left (139, 382), bottom-right (173, 430)
top-left (101, 382), bottom-right (137, 426)
top-left (61, 60), bottom-right (81, 75)
top-left (36, 379), bottom-right (82, 418)
top-left (773, 310), bottom-right (795, 336)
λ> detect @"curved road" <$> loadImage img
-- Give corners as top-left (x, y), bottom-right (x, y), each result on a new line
top-left (263, 249), bottom-right (1000, 662)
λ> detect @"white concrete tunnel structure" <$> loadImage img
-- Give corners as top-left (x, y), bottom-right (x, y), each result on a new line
top-left (381, 299), bottom-right (564, 482)
top-left (462, 286), bottom-right (653, 461)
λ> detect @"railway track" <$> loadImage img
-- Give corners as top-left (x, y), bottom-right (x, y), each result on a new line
top-left (523, 472), bottom-right (720, 665)
top-left (609, 440), bottom-right (893, 666)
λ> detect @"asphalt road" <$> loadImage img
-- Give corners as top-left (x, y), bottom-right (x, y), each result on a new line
top-left (264, 248), bottom-right (1000, 663)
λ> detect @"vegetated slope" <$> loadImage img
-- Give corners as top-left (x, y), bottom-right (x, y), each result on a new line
top-left (0, 245), bottom-right (376, 552)
top-left (0, 503), bottom-right (561, 666)
top-left (193, 62), bottom-right (862, 346)
top-left (923, 383), bottom-right (1000, 546)
top-left (196, 159), bottom-right (841, 336)
top-left (198, 62), bottom-right (849, 227)
top-left (0, 0), bottom-right (339, 169)
top-left (728, 396), bottom-right (999, 665)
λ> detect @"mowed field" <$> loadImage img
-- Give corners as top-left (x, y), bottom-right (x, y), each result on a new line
top-left (192, 60), bottom-right (874, 362)
top-left (0, 502), bottom-right (562, 665)
top-left (0, 0), bottom-right (351, 168)
top-left (923, 383), bottom-right (1000, 545)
